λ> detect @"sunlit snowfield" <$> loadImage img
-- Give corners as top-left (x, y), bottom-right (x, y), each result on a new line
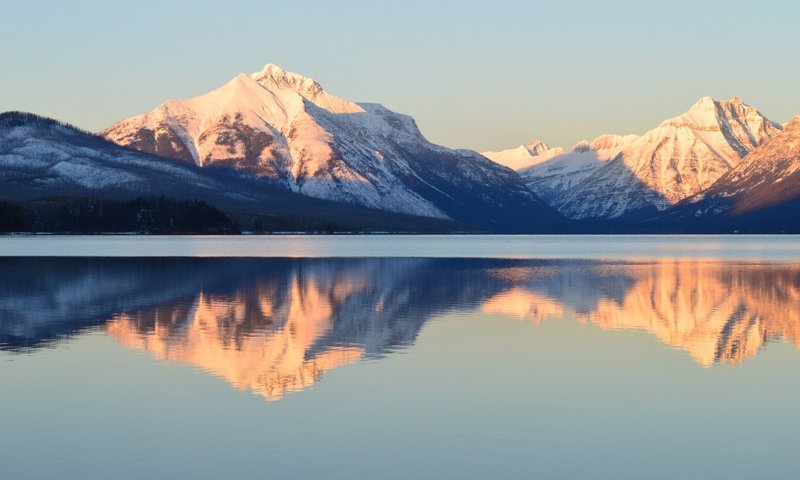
top-left (2, 236), bottom-right (800, 479)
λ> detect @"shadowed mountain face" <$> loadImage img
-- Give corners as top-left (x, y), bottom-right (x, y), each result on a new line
top-left (2, 258), bottom-right (799, 400)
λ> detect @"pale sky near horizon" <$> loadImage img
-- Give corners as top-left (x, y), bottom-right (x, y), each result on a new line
top-left (1, 0), bottom-right (798, 151)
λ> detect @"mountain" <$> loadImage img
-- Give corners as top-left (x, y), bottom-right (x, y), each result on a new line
top-left (657, 115), bottom-right (800, 231)
top-left (486, 134), bottom-right (639, 205)
top-left (101, 64), bottom-right (563, 230)
top-left (483, 140), bottom-right (564, 171)
top-left (488, 97), bottom-right (781, 219)
top-left (0, 112), bottom-right (244, 202)
top-left (561, 97), bottom-right (781, 219)
top-left (0, 112), bottom-right (462, 232)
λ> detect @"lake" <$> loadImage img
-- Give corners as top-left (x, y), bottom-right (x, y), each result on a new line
top-left (1, 236), bottom-right (799, 479)
top-left (1, 234), bottom-right (800, 259)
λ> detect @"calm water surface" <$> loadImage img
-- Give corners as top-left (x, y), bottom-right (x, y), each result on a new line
top-left (2, 237), bottom-right (800, 479)
top-left (1, 234), bottom-right (800, 259)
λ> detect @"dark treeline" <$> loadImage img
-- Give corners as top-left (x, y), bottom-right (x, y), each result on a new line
top-left (0, 111), bottom-right (97, 137)
top-left (0, 197), bottom-right (239, 234)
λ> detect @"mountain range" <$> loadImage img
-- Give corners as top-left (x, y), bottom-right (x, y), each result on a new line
top-left (1, 63), bottom-right (799, 233)
top-left (486, 97), bottom-right (784, 220)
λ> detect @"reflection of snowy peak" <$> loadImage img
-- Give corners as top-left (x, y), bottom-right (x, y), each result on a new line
top-left (481, 261), bottom-right (800, 366)
top-left (102, 64), bottom-right (560, 227)
top-left (486, 97), bottom-right (781, 219)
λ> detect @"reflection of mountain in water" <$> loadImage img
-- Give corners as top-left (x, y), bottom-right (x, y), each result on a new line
top-left (0, 258), bottom-right (204, 349)
top-left (483, 261), bottom-right (800, 366)
top-left (106, 259), bottom-right (527, 400)
top-left (2, 258), bottom-right (800, 400)
top-left (0, 258), bottom-right (516, 400)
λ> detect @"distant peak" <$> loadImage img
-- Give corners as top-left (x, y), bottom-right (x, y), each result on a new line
top-left (659, 96), bottom-right (773, 131)
top-left (572, 140), bottom-right (591, 152)
top-left (689, 96), bottom-right (748, 112)
top-left (689, 96), bottom-right (718, 112)
top-left (523, 139), bottom-right (550, 155)
top-left (588, 134), bottom-right (639, 151)
top-left (254, 63), bottom-right (294, 77)
top-left (250, 63), bottom-right (323, 97)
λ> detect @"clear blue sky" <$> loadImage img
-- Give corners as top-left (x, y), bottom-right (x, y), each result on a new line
top-left (1, 0), bottom-right (798, 151)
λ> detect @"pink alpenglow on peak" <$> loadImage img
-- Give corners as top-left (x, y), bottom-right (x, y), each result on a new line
top-left (100, 62), bottom-right (561, 230)
top-left (250, 63), bottom-right (324, 97)
top-left (487, 97), bottom-right (781, 219)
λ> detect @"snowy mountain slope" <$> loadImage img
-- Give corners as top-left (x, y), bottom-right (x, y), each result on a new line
top-left (0, 112), bottom-right (238, 200)
top-left (101, 64), bottom-right (562, 228)
top-left (514, 134), bottom-right (638, 205)
top-left (0, 112), bottom-right (462, 232)
top-left (483, 140), bottom-right (564, 171)
top-left (557, 97), bottom-right (782, 219)
top-left (485, 97), bottom-right (781, 219)
top-left (658, 115), bottom-right (800, 229)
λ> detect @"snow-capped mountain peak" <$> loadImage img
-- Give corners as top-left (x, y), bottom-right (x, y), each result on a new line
top-left (250, 63), bottom-right (324, 98)
top-left (509, 133), bottom-right (638, 205)
top-left (665, 114), bottom-right (800, 224)
top-left (482, 140), bottom-right (564, 171)
top-left (100, 63), bottom-right (562, 230)
top-left (523, 139), bottom-right (551, 155)
top-left (689, 95), bottom-right (719, 111)
top-left (485, 97), bottom-right (781, 220)
top-left (249, 63), bottom-right (363, 115)
top-left (588, 134), bottom-right (640, 152)
top-left (660, 96), bottom-right (773, 140)
top-left (551, 96), bottom-right (783, 218)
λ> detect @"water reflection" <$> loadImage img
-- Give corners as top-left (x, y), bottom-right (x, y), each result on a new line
top-left (483, 261), bottom-right (800, 366)
top-left (2, 258), bottom-right (799, 400)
